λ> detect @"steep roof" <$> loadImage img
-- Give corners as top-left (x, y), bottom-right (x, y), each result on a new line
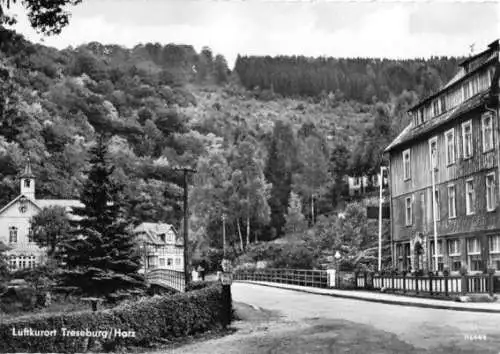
top-left (407, 40), bottom-right (498, 113)
top-left (20, 158), bottom-right (35, 179)
top-left (0, 195), bottom-right (84, 218)
top-left (133, 222), bottom-right (181, 246)
top-left (385, 90), bottom-right (489, 153)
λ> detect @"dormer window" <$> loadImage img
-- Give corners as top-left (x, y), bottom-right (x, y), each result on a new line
top-left (463, 82), bottom-right (471, 100)
top-left (439, 96), bottom-right (446, 113)
top-left (418, 108), bottom-right (424, 124)
top-left (432, 100), bottom-right (439, 117)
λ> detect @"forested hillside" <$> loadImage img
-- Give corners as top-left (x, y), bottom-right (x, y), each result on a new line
top-left (0, 27), bottom-right (461, 259)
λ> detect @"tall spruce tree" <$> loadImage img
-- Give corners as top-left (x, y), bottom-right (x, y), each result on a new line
top-left (56, 135), bottom-right (143, 298)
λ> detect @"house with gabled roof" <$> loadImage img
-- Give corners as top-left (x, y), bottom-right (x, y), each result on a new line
top-left (133, 222), bottom-right (184, 272)
top-left (384, 40), bottom-right (499, 274)
top-left (0, 159), bottom-right (83, 270)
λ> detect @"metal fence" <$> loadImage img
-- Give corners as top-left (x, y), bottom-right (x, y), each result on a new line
top-left (363, 273), bottom-right (497, 297)
top-left (234, 268), bottom-right (329, 288)
top-left (235, 268), bottom-right (499, 298)
top-left (147, 268), bottom-right (186, 292)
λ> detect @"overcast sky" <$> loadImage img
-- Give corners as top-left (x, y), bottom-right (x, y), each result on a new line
top-left (6, 0), bottom-right (499, 68)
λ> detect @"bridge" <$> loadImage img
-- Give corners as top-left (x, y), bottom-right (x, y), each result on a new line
top-left (146, 268), bottom-right (186, 293)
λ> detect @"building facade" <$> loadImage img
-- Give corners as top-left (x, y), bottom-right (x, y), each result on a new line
top-left (0, 160), bottom-right (83, 270)
top-left (346, 175), bottom-right (388, 197)
top-left (385, 40), bottom-right (500, 274)
top-left (134, 222), bottom-right (184, 273)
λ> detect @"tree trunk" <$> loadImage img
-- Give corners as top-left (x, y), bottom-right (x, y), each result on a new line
top-left (237, 219), bottom-right (244, 252)
top-left (311, 194), bottom-right (315, 225)
top-left (246, 215), bottom-right (250, 247)
top-left (246, 194), bottom-right (251, 246)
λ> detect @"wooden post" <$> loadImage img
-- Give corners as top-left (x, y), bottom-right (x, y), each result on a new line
top-left (462, 275), bottom-right (467, 295)
top-left (403, 272), bottom-right (406, 294)
top-left (429, 273), bottom-right (433, 295)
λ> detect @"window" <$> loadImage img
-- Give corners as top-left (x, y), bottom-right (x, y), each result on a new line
top-left (489, 236), bottom-right (500, 270)
top-left (429, 137), bottom-right (438, 170)
top-left (446, 239), bottom-right (462, 272)
top-left (466, 179), bottom-right (475, 215)
top-left (433, 190), bottom-right (440, 221)
top-left (159, 258), bottom-right (165, 267)
top-left (405, 197), bottom-right (412, 226)
top-left (467, 238), bottom-right (482, 271)
top-left (446, 238), bottom-right (461, 275)
top-left (403, 149), bottom-right (411, 180)
top-left (24, 179), bottom-right (30, 188)
top-left (489, 236), bottom-right (500, 253)
top-left (9, 255), bottom-right (16, 270)
top-left (448, 184), bottom-right (456, 218)
top-left (167, 258), bottom-right (173, 266)
top-left (445, 129), bottom-right (455, 165)
top-left (482, 113), bottom-right (494, 152)
top-left (432, 100), bottom-right (439, 117)
top-left (486, 173), bottom-right (496, 211)
top-left (471, 76), bottom-right (479, 95)
top-left (430, 240), bottom-right (444, 271)
top-left (27, 255), bottom-right (36, 269)
top-left (9, 227), bottom-right (17, 243)
top-left (439, 96), bottom-right (446, 113)
top-left (462, 121), bottom-right (473, 158)
top-left (463, 82), bottom-right (471, 100)
top-left (448, 239), bottom-right (461, 256)
top-left (175, 258), bottom-right (181, 265)
top-left (27, 228), bottom-right (33, 243)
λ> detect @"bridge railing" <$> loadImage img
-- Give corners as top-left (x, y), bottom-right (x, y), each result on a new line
top-left (146, 268), bottom-right (186, 292)
top-left (364, 272), bottom-right (498, 297)
top-left (234, 268), bottom-right (328, 288)
top-left (235, 268), bottom-right (499, 297)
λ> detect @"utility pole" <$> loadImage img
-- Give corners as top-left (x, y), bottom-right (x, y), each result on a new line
top-left (173, 167), bottom-right (196, 285)
top-left (222, 213), bottom-right (226, 258)
top-left (378, 166), bottom-right (387, 272)
top-left (431, 149), bottom-right (439, 272)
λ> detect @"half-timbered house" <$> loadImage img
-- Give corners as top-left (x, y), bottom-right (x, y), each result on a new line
top-left (385, 40), bottom-right (500, 274)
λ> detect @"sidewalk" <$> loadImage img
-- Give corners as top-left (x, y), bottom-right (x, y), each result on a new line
top-left (236, 280), bottom-right (500, 313)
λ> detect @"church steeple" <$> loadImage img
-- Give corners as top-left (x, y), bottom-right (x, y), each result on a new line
top-left (20, 156), bottom-right (35, 200)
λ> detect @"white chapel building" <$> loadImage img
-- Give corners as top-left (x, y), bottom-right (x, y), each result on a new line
top-left (0, 160), bottom-right (83, 270)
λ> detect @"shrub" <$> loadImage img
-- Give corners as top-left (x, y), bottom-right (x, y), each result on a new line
top-left (0, 284), bottom-right (229, 353)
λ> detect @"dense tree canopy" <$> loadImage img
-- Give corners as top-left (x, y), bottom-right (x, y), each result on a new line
top-left (0, 26), bottom-right (462, 261)
top-left (0, 0), bottom-right (83, 35)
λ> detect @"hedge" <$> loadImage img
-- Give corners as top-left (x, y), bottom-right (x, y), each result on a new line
top-left (0, 283), bottom-right (229, 353)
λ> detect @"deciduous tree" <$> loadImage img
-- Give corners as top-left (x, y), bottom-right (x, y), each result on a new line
top-left (30, 205), bottom-right (71, 259)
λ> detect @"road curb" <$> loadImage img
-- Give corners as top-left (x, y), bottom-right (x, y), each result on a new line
top-left (235, 281), bottom-right (500, 314)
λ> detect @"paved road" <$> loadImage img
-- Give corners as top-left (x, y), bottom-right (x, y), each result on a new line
top-left (230, 283), bottom-right (500, 353)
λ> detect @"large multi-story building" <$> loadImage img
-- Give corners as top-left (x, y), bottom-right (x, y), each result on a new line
top-left (385, 40), bottom-right (499, 274)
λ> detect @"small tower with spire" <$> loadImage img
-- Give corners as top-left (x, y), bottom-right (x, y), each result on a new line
top-left (20, 156), bottom-right (35, 200)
